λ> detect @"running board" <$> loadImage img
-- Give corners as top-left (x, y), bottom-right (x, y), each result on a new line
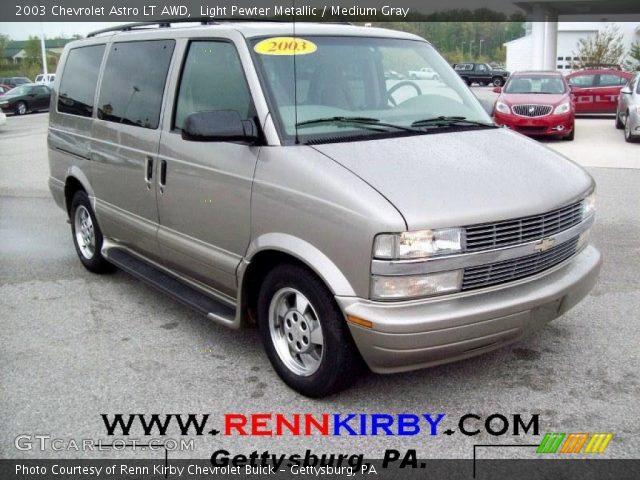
top-left (105, 249), bottom-right (236, 327)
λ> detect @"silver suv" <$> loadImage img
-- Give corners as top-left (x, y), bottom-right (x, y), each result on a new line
top-left (48, 21), bottom-right (601, 397)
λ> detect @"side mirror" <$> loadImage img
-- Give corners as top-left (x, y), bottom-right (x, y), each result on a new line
top-left (182, 110), bottom-right (257, 143)
top-left (492, 86), bottom-right (502, 93)
top-left (620, 87), bottom-right (632, 95)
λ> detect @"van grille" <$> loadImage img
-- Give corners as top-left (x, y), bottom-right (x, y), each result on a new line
top-left (461, 236), bottom-right (579, 291)
top-left (465, 202), bottom-right (584, 252)
top-left (512, 104), bottom-right (553, 117)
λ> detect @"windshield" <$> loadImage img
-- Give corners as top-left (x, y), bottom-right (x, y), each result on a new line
top-left (504, 75), bottom-right (566, 94)
top-left (5, 85), bottom-right (31, 96)
top-left (250, 35), bottom-right (491, 144)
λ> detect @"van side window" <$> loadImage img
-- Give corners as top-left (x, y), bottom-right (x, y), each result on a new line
top-left (174, 41), bottom-right (252, 130)
top-left (98, 40), bottom-right (175, 129)
top-left (58, 45), bottom-right (105, 118)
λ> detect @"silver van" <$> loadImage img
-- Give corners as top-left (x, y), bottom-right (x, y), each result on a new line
top-left (48, 21), bottom-right (601, 397)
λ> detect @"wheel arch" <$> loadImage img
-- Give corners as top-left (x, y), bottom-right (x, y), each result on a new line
top-left (64, 167), bottom-right (94, 216)
top-left (237, 234), bottom-right (357, 326)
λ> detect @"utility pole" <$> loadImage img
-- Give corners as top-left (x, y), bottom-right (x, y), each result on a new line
top-left (39, 23), bottom-right (47, 76)
top-left (479, 39), bottom-right (484, 58)
top-left (461, 41), bottom-right (466, 57)
top-left (469, 40), bottom-right (475, 59)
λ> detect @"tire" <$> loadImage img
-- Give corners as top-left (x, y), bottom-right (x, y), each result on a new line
top-left (492, 77), bottom-right (504, 87)
top-left (14, 101), bottom-right (27, 115)
top-left (70, 191), bottom-right (113, 273)
top-left (615, 110), bottom-right (624, 129)
top-left (564, 124), bottom-right (575, 141)
top-left (257, 264), bottom-right (364, 397)
top-left (624, 112), bottom-right (638, 143)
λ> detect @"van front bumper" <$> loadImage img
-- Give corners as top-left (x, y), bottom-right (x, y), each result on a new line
top-left (337, 245), bottom-right (601, 374)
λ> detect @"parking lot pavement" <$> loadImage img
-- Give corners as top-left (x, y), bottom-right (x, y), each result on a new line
top-left (1, 113), bottom-right (639, 459)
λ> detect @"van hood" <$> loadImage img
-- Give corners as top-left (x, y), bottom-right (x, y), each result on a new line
top-left (311, 128), bottom-right (593, 230)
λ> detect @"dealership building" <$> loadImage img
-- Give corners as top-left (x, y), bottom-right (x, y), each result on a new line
top-left (504, 21), bottom-right (640, 72)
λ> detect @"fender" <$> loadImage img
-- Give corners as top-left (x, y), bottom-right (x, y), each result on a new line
top-left (65, 166), bottom-right (95, 208)
top-left (243, 232), bottom-right (356, 297)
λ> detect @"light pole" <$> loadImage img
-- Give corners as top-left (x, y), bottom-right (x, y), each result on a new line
top-left (469, 40), bottom-right (475, 59)
top-left (479, 39), bottom-right (484, 58)
top-left (39, 23), bottom-right (47, 76)
top-left (461, 41), bottom-right (466, 57)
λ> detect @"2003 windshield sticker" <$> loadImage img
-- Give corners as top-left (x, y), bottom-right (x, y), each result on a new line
top-left (254, 37), bottom-right (318, 55)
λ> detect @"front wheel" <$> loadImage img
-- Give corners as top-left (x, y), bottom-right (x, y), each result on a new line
top-left (258, 264), bottom-right (363, 397)
top-left (563, 124), bottom-right (575, 141)
top-left (615, 110), bottom-right (624, 129)
top-left (492, 77), bottom-right (504, 87)
top-left (625, 112), bottom-right (638, 143)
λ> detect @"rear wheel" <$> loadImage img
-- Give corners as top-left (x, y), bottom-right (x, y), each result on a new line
top-left (492, 77), bottom-right (504, 87)
top-left (15, 101), bottom-right (27, 115)
top-left (257, 264), bottom-right (363, 397)
top-left (70, 191), bottom-right (113, 273)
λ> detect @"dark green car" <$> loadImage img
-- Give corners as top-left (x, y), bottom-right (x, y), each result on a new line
top-left (0, 83), bottom-right (51, 115)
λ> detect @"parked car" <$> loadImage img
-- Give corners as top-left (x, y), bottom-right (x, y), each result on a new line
top-left (35, 73), bottom-right (56, 86)
top-left (0, 76), bottom-right (32, 88)
top-left (0, 85), bottom-right (10, 95)
top-left (566, 69), bottom-right (632, 114)
top-left (616, 73), bottom-right (640, 143)
top-left (384, 70), bottom-right (405, 80)
top-left (453, 62), bottom-right (510, 86)
top-left (49, 22), bottom-right (600, 397)
top-left (408, 67), bottom-right (439, 80)
top-left (493, 71), bottom-right (575, 140)
top-left (0, 83), bottom-right (51, 115)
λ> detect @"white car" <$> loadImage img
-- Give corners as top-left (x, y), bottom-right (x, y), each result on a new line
top-left (0, 109), bottom-right (6, 126)
top-left (408, 67), bottom-right (439, 80)
top-left (35, 73), bottom-right (56, 86)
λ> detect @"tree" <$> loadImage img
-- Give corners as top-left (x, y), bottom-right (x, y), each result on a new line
top-left (571, 24), bottom-right (626, 69)
top-left (24, 35), bottom-right (41, 65)
top-left (0, 34), bottom-right (9, 66)
top-left (624, 41), bottom-right (640, 71)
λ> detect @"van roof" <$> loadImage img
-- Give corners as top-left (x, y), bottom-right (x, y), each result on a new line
top-left (86, 20), bottom-right (423, 42)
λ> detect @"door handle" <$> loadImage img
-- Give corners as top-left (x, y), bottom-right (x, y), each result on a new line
top-left (159, 160), bottom-right (167, 193)
top-left (145, 156), bottom-right (153, 188)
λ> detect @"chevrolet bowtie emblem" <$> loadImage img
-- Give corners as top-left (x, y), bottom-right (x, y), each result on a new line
top-left (534, 237), bottom-right (556, 252)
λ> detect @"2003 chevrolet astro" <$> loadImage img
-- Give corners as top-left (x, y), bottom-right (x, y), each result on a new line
top-left (48, 21), bottom-right (601, 397)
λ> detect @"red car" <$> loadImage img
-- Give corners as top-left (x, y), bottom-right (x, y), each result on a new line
top-left (566, 69), bottom-right (632, 114)
top-left (493, 71), bottom-right (575, 140)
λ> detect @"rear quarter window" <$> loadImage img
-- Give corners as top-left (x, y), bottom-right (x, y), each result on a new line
top-left (58, 44), bottom-right (106, 118)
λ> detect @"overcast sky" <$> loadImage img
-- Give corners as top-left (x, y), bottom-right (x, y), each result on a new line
top-left (0, 23), bottom-right (128, 40)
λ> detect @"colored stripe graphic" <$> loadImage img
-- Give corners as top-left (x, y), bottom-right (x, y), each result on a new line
top-left (537, 433), bottom-right (565, 453)
top-left (537, 432), bottom-right (613, 454)
top-left (584, 433), bottom-right (613, 453)
top-left (560, 433), bottom-right (589, 453)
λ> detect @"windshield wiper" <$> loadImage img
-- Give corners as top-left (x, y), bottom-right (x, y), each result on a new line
top-left (296, 116), bottom-right (418, 133)
top-left (411, 116), bottom-right (496, 128)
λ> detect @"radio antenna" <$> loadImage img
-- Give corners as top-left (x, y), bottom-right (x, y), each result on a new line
top-left (292, 0), bottom-right (300, 144)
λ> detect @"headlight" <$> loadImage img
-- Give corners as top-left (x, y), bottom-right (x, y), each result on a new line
top-left (582, 191), bottom-right (596, 218)
top-left (373, 228), bottom-right (464, 260)
top-left (495, 102), bottom-right (510, 114)
top-left (553, 102), bottom-right (571, 114)
top-left (371, 270), bottom-right (463, 300)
